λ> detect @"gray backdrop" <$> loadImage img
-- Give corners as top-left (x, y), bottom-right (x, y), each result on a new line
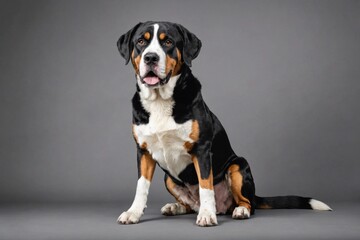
top-left (1, 0), bottom-right (359, 204)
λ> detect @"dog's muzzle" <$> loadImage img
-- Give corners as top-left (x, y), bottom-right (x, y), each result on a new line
top-left (141, 70), bottom-right (172, 87)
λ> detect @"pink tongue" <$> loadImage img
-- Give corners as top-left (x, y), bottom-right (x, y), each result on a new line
top-left (143, 76), bottom-right (160, 85)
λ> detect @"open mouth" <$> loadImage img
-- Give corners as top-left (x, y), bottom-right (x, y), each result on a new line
top-left (141, 70), bottom-right (172, 87)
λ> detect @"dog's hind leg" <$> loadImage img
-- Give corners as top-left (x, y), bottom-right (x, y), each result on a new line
top-left (227, 157), bottom-right (256, 219)
top-left (161, 174), bottom-right (195, 216)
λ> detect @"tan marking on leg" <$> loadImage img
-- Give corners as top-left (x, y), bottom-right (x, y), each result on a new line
top-left (165, 176), bottom-right (193, 213)
top-left (228, 164), bottom-right (251, 211)
top-left (192, 156), bottom-right (214, 190)
top-left (159, 33), bottom-right (166, 40)
top-left (140, 142), bottom-right (147, 150)
top-left (144, 32), bottom-right (150, 40)
top-left (184, 141), bottom-right (193, 152)
top-left (184, 120), bottom-right (200, 152)
top-left (140, 152), bottom-right (156, 181)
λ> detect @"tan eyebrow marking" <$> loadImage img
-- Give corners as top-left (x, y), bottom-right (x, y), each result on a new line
top-left (144, 32), bottom-right (151, 40)
top-left (159, 33), bottom-right (166, 40)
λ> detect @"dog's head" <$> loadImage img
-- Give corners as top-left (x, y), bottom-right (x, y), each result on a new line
top-left (117, 21), bottom-right (201, 87)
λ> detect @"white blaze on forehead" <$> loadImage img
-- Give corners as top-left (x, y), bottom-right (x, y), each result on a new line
top-left (139, 24), bottom-right (167, 78)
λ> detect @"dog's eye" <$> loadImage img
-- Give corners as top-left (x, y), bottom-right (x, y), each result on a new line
top-left (164, 39), bottom-right (173, 47)
top-left (137, 39), bottom-right (146, 46)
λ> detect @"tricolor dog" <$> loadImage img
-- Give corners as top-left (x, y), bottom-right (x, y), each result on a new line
top-left (116, 21), bottom-right (331, 227)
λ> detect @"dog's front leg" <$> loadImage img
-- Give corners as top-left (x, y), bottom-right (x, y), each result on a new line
top-left (192, 145), bottom-right (217, 227)
top-left (117, 149), bottom-right (156, 224)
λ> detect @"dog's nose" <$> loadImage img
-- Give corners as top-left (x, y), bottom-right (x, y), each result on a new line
top-left (144, 52), bottom-right (159, 65)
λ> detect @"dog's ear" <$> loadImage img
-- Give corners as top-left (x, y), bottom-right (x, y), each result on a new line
top-left (176, 24), bottom-right (202, 67)
top-left (117, 22), bottom-right (142, 65)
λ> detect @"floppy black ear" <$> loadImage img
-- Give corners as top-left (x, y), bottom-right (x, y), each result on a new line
top-left (176, 24), bottom-right (202, 67)
top-left (117, 22), bottom-right (142, 65)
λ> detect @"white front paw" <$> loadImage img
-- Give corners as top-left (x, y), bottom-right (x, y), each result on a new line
top-left (196, 208), bottom-right (218, 227)
top-left (117, 211), bottom-right (142, 224)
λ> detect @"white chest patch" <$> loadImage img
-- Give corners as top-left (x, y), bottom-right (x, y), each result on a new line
top-left (133, 76), bottom-right (194, 180)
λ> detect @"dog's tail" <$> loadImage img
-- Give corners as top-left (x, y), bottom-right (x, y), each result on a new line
top-left (254, 195), bottom-right (332, 211)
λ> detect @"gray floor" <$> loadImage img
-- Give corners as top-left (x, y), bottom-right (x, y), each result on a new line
top-left (0, 202), bottom-right (359, 240)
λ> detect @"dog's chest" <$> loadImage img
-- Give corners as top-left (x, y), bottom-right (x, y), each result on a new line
top-left (133, 96), bottom-right (194, 180)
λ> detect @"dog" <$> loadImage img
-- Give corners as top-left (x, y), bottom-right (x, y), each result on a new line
top-left (116, 21), bottom-right (331, 227)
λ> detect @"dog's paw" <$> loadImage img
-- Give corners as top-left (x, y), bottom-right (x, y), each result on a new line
top-left (196, 208), bottom-right (218, 227)
top-left (161, 203), bottom-right (187, 216)
top-left (232, 206), bottom-right (250, 219)
top-left (117, 211), bottom-right (142, 224)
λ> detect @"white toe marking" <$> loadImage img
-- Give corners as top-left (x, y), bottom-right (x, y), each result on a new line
top-left (232, 206), bottom-right (250, 219)
top-left (117, 211), bottom-right (142, 224)
top-left (195, 187), bottom-right (218, 226)
top-left (196, 208), bottom-right (218, 227)
top-left (117, 176), bottom-right (151, 224)
top-left (161, 203), bottom-right (187, 215)
top-left (309, 199), bottom-right (332, 211)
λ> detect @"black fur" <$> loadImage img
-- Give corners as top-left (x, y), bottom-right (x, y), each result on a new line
top-left (175, 24), bottom-right (202, 66)
top-left (255, 196), bottom-right (312, 209)
top-left (132, 88), bottom-right (149, 125)
top-left (117, 22), bottom-right (142, 64)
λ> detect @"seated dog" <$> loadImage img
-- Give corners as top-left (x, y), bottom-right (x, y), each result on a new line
top-left (116, 21), bottom-right (331, 227)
